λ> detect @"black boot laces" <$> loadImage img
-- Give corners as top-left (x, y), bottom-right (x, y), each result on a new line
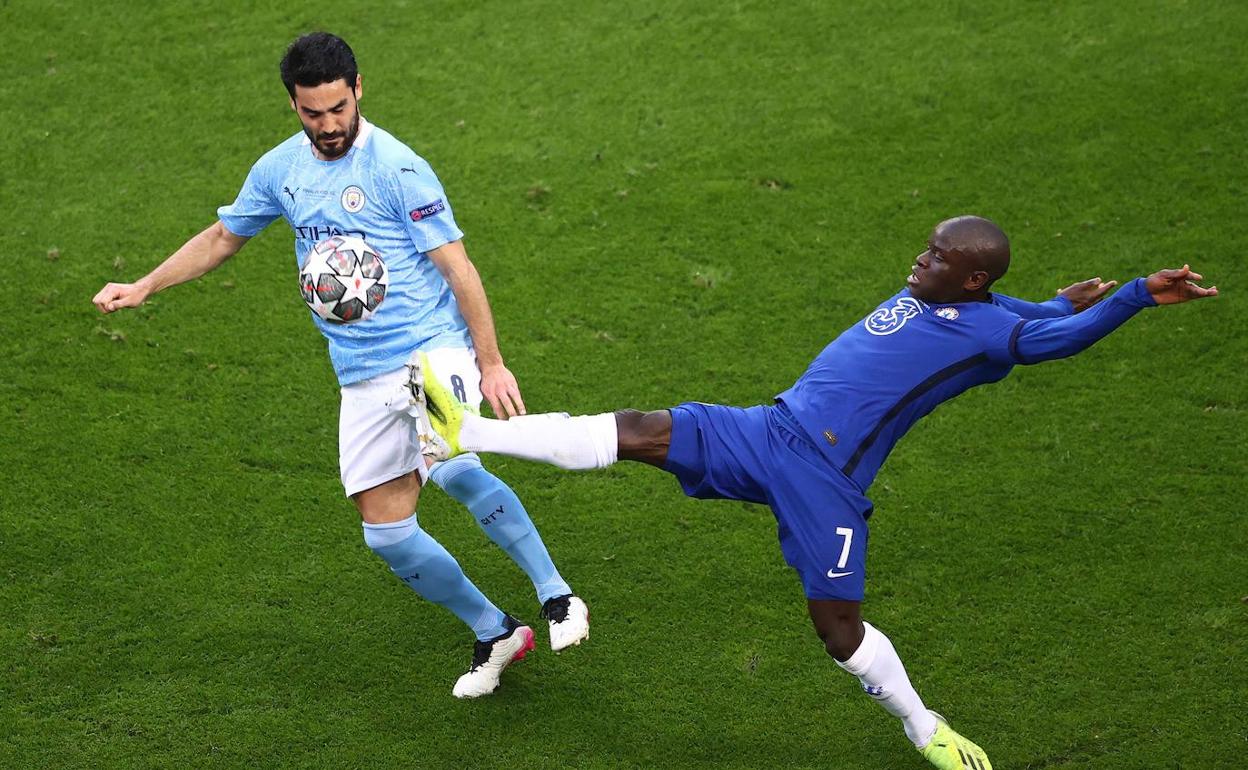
top-left (468, 639), bottom-right (493, 672)
top-left (467, 616), bottom-right (519, 672)
top-left (540, 595), bottom-right (572, 624)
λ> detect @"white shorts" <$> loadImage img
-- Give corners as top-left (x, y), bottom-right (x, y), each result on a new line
top-left (338, 347), bottom-right (483, 497)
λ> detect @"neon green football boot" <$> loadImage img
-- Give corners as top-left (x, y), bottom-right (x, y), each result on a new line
top-left (417, 352), bottom-right (466, 459)
top-left (919, 712), bottom-right (993, 770)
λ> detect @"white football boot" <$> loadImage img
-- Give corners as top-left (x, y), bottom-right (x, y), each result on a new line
top-left (541, 594), bottom-right (590, 652)
top-left (452, 616), bottom-right (535, 699)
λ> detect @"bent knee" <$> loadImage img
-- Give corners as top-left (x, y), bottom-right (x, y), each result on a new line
top-left (813, 616), bottom-right (865, 661)
top-left (822, 631), bottom-right (862, 662)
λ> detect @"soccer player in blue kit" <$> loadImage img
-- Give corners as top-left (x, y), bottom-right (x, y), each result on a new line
top-left (92, 32), bottom-right (588, 698)
top-left (418, 215), bottom-right (1217, 767)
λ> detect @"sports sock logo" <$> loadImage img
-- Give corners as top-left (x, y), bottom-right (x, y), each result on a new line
top-left (479, 505), bottom-right (504, 526)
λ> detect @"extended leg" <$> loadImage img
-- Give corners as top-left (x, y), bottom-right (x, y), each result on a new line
top-left (809, 600), bottom-right (992, 769)
top-left (422, 350), bottom-right (676, 469)
top-left (437, 405), bottom-right (675, 470)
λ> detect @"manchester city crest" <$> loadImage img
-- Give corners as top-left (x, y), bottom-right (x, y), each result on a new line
top-left (341, 185), bottom-right (366, 213)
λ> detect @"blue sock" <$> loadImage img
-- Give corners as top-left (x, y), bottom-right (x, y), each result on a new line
top-left (362, 514), bottom-right (508, 641)
top-left (431, 455), bottom-right (572, 604)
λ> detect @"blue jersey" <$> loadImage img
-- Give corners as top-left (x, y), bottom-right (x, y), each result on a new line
top-left (777, 280), bottom-right (1156, 492)
top-left (217, 118), bottom-right (471, 385)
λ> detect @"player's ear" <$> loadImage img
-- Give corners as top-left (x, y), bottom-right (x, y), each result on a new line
top-left (353, 74), bottom-right (362, 101)
top-left (964, 270), bottom-right (990, 291)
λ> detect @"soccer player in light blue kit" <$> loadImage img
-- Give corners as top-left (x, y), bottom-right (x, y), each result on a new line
top-left (419, 215), bottom-right (1217, 767)
top-left (92, 32), bottom-right (588, 698)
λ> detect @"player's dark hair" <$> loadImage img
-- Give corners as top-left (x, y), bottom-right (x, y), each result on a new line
top-left (280, 32), bottom-right (358, 98)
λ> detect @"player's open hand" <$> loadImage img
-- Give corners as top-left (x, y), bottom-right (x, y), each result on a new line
top-left (1058, 277), bottom-right (1117, 312)
top-left (480, 363), bottom-right (526, 419)
top-left (92, 282), bottom-right (150, 313)
top-left (1145, 265), bottom-right (1218, 305)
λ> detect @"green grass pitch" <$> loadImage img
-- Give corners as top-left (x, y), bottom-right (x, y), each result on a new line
top-left (2, 0), bottom-right (1245, 767)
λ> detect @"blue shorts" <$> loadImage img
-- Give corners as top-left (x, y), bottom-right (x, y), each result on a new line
top-left (664, 401), bottom-right (873, 601)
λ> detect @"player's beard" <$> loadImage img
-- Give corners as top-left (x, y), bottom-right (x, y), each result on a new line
top-left (309, 109), bottom-right (360, 160)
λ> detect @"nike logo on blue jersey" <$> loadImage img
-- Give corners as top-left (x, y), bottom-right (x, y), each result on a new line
top-left (826, 570), bottom-right (854, 578)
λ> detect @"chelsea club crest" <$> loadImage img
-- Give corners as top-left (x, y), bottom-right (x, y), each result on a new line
top-left (935, 307), bottom-right (960, 321)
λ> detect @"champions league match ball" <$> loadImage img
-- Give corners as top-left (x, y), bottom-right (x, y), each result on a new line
top-left (298, 235), bottom-right (389, 323)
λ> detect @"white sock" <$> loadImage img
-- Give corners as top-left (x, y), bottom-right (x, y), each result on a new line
top-left (459, 412), bottom-right (618, 470)
top-left (836, 622), bottom-right (939, 748)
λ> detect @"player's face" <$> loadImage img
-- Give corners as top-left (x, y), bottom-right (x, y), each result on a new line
top-left (290, 76), bottom-right (362, 160)
top-left (907, 224), bottom-right (982, 303)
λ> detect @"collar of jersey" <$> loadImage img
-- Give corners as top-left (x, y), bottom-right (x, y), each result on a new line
top-left (905, 287), bottom-right (992, 307)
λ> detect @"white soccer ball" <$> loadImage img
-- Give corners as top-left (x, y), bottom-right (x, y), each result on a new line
top-left (298, 235), bottom-right (389, 323)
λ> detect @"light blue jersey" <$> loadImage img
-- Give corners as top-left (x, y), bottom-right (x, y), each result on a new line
top-left (218, 118), bottom-right (471, 385)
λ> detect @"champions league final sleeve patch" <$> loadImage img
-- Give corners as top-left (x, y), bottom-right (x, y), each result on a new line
top-left (409, 199), bottom-right (446, 222)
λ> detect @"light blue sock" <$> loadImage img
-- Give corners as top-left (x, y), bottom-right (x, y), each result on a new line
top-left (431, 454), bottom-right (573, 604)
top-left (362, 514), bottom-right (508, 641)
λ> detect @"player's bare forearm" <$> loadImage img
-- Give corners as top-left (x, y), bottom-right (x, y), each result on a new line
top-left (427, 241), bottom-right (504, 366)
top-left (427, 240), bottom-right (526, 417)
top-left (454, 279), bottom-right (505, 371)
top-left (142, 221), bottom-right (248, 293)
top-left (93, 221), bottom-right (249, 313)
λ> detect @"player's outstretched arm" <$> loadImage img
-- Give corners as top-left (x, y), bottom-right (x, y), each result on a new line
top-left (1007, 267), bottom-right (1216, 365)
top-left (1144, 264), bottom-right (1218, 304)
top-left (993, 277), bottom-right (1117, 319)
top-left (426, 239), bottom-right (526, 418)
top-left (93, 221), bottom-right (250, 313)
top-left (1058, 277), bottom-right (1118, 311)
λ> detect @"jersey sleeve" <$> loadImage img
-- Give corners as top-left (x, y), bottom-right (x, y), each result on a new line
top-left (395, 158), bottom-right (464, 253)
top-left (985, 278), bottom-right (1156, 365)
top-left (989, 291), bottom-right (1074, 318)
top-left (217, 158), bottom-right (280, 237)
